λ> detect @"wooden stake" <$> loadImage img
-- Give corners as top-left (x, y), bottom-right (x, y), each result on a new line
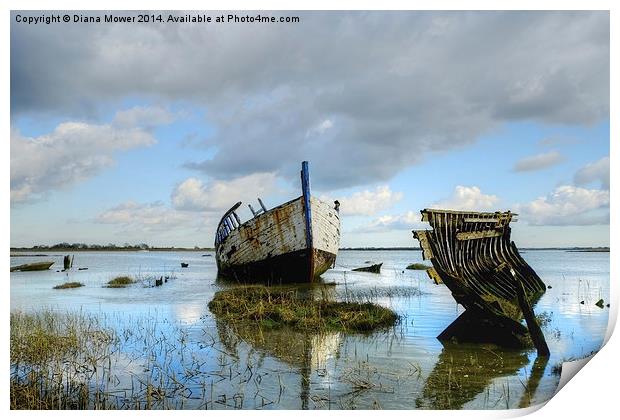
top-left (513, 269), bottom-right (550, 356)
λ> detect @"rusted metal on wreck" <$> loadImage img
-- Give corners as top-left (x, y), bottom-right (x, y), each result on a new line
top-left (215, 162), bottom-right (340, 283)
top-left (413, 209), bottom-right (548, 351)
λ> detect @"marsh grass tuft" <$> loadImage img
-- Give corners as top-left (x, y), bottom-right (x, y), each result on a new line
top-left (209, 286), bottom-right (398, 333)
top-left (10, 311), bottom-right (115, 409)
top-left (53, 282), bottom-right (84, 290)
top-left (106, 276), bottom-right (135, 288)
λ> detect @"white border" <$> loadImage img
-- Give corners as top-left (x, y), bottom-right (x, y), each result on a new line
top-left (3, 1), bottom-right (617, 419)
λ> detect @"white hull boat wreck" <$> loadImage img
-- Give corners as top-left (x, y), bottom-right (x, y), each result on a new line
top-left (215, 162), bottom-right (341, 283)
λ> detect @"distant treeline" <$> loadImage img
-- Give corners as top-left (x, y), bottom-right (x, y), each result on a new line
top-left (11, 243), bottom-right (215, 252)
top-left (11, 243), bottom-right (608, 253)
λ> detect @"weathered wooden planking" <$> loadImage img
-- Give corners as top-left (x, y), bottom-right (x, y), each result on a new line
top-left (426, 267), bottom-right (442, 285)
top-left (412, 208), bottom-right (547, 348)
top-left (217, 196), bottom-right (340, 270)
top-left (310, 196), bottom-right (340, 255)
top-left (414, 230), bottom-right (434, 260)
top-left (463, 217), bottom-right (500, 223)
top-left (456, 230), bottom-right (503, 241)
top-left (219, 197), bottom-right (307, 268)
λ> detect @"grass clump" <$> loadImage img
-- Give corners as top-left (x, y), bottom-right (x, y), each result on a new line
top-left (10, 311), bottom-right (115, 409)
top-left (105, 276), bottom-right (134, 288)
top-left (53, 282), bottom-right (84, 290)
top-left (10, 311), bottom-right (81, 365)
top-left (406, 263), bottom-right (431, 270)
top-left (209, 286), bottom-right (398, 333)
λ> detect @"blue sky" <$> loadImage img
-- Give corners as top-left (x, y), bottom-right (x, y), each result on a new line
top-left (10, 11), bottom-right (610, 248)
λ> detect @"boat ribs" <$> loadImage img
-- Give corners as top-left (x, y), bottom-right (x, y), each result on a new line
top-left (413, 209), bottom-right (547, 349)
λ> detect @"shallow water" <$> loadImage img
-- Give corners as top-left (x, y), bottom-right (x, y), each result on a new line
top-left (10, 249), bottom-right (610, 409)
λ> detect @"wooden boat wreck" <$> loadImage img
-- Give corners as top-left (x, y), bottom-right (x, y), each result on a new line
top-left (10, 261), bottom-right (54, 272)
top-left (352, 262), bottom-right (383, 273)
top-left (215, 162), bottom-right (340, 283)
top-left (413, 209), bottom-right (549, 353)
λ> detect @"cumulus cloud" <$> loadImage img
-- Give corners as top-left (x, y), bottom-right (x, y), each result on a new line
top-left (431, 185), bottom-right (500, 211)
top-left (321, 185), bottom-right (402, 216)
top-left (517, 185), bottom-right (609, 225)
top-left (171, 173), bottom-right (280, 212)
top-left (11, 11), bottom-right (609, 190)
top-left (354, 211), bottom-right (423, 233)
top-left (574, 156), bottom-right (609, 190)
top-left (9, 108), bottom-right (171, 203)
top-left (513, 150), bottom-right (564, 172)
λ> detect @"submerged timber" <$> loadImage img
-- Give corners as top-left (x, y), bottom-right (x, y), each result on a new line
top-left (215, 162), bottom-right (340, 283)
top-left (413, 209), bottom-right (549, 352)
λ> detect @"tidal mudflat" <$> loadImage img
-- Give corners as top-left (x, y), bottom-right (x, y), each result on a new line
top-left (10, 250), bottom-right (609, 409)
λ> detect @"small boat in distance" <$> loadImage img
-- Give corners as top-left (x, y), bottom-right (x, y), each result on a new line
top-left (215, 161), bottom-right (340, 283)
top-left (352, 262), bottom-right (383, 273)
top-left (10, 261), bottom-right (54, 272)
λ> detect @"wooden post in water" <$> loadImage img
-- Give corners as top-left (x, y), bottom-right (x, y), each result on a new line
top-left (63, 255), bottom-right (71, 270)
top-left (512, 269), bottom-right (550, 356)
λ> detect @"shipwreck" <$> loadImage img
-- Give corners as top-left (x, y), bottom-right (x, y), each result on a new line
top-left (10, 261), bottom-right (54, 272)
top-left (215, 161), bottom-right (340, 283)
top-left (413, 209), bottom-right (549, 354)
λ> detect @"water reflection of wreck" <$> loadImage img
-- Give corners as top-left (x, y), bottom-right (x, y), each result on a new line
top-left (216, 321), bottom-right (341, 409)
top-left (416, 344), bottom-right (547, 409)
top-left (413, 209), bottom-right (549, 353)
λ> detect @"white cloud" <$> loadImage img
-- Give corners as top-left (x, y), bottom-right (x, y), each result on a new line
top-left (10, 115), bottom-right (161, 203)
top-left (574, 156), bottom-right (609, 190)
top-left (316, 119), bottom-right (333, 134)
top-left (354, 211), bottom-right (422, 233)
top-left (322, 185), bottom-right (402, 216)
top-left (431, 186), bottom-right (500, 211)
top-left (306, 119), bottom-right (334, 138)
top-left (171, 173), bottom-right (280, 212)
top-left (517, 185), bottom-right (609, 225)
top-left (513, 150), bottom-right (564, 172)
top-left (95, 201), bottom-right (196, 231)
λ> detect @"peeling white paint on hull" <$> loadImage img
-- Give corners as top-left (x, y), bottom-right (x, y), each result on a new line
top-left (216, 196), bottom-right (340, 283)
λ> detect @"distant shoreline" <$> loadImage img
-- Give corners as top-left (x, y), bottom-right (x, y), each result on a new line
top-left (340, 247), bottom-right (609, 252)
top-left (11, 246), bottom-right (609, 255)
top-left (10, 247), bottom-right (215, 255)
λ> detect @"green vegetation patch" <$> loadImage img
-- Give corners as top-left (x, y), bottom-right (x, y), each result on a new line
top-left (10, 312), bottom-right (81, 365)
top-left (53, 282), bottom-right (84, 290)
top-left (10, 311), bottom-right (115, 409)
top-left (406, 263), bottom-right (431, 270)
top-left (105, 276), bottom-right (135, 288)
top-left (209, 286), bottom-right (398, 333)
top-left (10, 311), bottom-right (112, 366)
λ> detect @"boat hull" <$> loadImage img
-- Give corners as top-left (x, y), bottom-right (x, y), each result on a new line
top-left (10, 261), bottom-right (54, 272)
top-left (413, 209), bottom-right (547, 348)
top-left (218, 248), bottom-right (337, 283)
top-left (216, 196), bottom-right (340, 283)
